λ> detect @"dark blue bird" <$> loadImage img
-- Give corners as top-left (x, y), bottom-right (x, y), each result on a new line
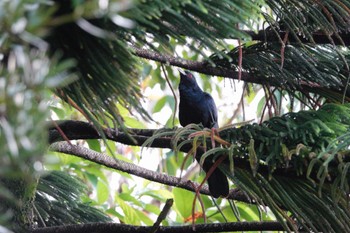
top-left (178, 70), bottom-right (229, 198)
top-left (179, 70), bottom-right (218, 129)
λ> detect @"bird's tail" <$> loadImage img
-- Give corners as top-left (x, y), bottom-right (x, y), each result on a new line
top-left (197, 151), bottom-right (229, 198)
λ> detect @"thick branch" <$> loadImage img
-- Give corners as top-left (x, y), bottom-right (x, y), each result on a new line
top-left (48, 120), bottom-right (334, 183)
top-left (50, 142), bottom-right (248, 202)
top-left (31, 221), bottom-right (284, 233)
top-left (49, 120), bottom-right (171, 148)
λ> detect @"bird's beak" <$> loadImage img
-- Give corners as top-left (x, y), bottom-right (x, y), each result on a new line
top-left (178, 69), bottom-right (187, 80)
top-left (178, 69), bottom-right (186, 76)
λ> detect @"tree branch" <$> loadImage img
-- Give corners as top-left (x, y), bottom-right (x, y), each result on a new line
top-left (31, 221), bottom-right (284, 233)
top-left (49, 120), bottom-right (165, 147)
top-left (133, 45), bottom-right (345, 92)
top-left (48, 120), bottom-right (335, 183)
top-left (247, 30), bottom-right (350, 46)
top-left (132, 45), bottom-right (350, 99)
top-left (50, 141), bottom-right (249, 202)
top-left (131, 46), bottom-right (258, 84)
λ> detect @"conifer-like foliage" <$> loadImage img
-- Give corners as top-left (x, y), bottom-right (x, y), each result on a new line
top-left (1, 0), bottom-right (350, 233)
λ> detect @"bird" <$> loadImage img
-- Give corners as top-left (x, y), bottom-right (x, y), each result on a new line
top-left (178, 70), bottom-right (229, 198)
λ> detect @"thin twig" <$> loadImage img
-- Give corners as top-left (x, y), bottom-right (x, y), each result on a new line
top-left (337, 48), bottom-right (350, 104)
top-left (50, 118), bottom-right (73, 146)
top-left (238, 39), bottom-right (242, 81)
top-left (150, 198), bottom-right (174, 233)
top-left (280, 30), bottom-right (289, 70)
top-left (161, 64), bottom-right (177, 127)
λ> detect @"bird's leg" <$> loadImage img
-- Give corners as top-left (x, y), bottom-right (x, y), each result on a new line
top-left (210, 127), bottom-right (221, 148)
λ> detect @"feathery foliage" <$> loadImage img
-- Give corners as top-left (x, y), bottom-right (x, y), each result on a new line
top-left (264, 0), bottom-right (350, 44)
top-left (210, 43), bottom-right (350, 102)
top-left (127, 0), bottom-right (263, 50)
top-left (34, 171), bottom-right (111, 227)
top-left (208, 0), bottom-right (350, 106)
top-left (47, 0), bottom-right (149, 128)
top-left (203, 103), bottom-right (349, 232)
top-left (222, 104), bottom-right (349, 196)
top-left (226, 169), bottom-right (350, 232)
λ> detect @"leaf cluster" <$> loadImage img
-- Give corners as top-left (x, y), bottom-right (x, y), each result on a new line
top-left (219, 103), bottom-right (350, 181)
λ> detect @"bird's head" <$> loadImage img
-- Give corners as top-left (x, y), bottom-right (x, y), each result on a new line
top-left (179, 70), bottom-right (200, 90)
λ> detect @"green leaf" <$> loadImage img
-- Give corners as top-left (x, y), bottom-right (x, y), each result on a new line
top-left (135, 208), bottom-right (153, 225)
top-left (141, 189), bottom-right (173, 201)
top-left (142, 63), bottom-right (153, 78)
top-left (85, 172), bottom-right (98, 188)
top-left (173, 187), bottom-right (195, 219)
top-left (257, 96), bottom-right (266, 117)
top-left (96, 179), bottom-right (109, 204)
top-left (50, 106), bottom-right (66, 119)
top-left (119, 193), bottom-right (143, 207)
top-left (115, 196), bottom-right (140, 225)
top-left (105, 208), bottom-right (124, 220)
top-left (124, 116), bottom-right (146, 128)
top-left (237, 203), bottom-right (260, 221)
top-left (153, 96), bottom-right (168, 113)
top-left (86, 139), bottom-right (101, 153)
top-left (144, 203), bottom-right (161, 215)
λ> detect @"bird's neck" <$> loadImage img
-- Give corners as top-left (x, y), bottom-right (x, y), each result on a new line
top-left (179, 85), bottom-right (203, 102)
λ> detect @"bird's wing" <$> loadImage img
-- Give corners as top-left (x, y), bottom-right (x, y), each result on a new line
top-left (203, 93), bottom-right (218, 128)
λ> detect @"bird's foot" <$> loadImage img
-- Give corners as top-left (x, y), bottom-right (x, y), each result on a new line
top-left (188, 128), bottom-right (231, 148)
